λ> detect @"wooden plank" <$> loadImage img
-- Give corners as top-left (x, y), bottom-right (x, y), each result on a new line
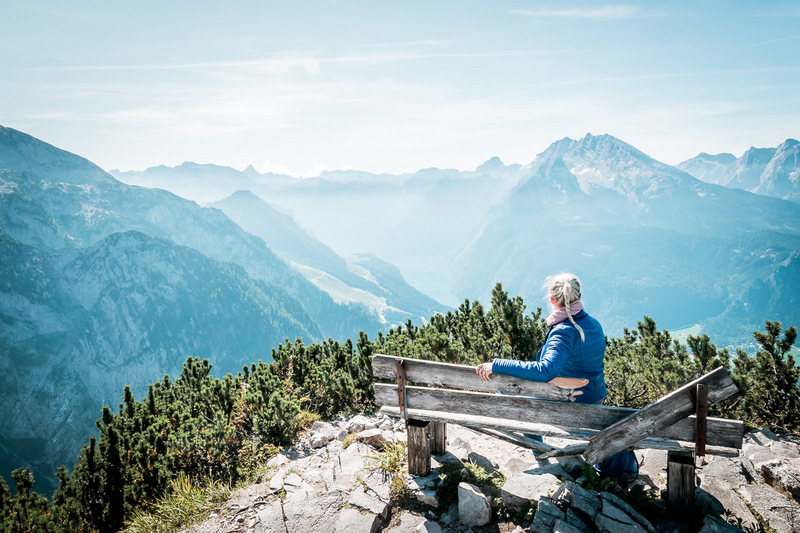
top-left (582, 367), bottom-right (739, 465)
top-left (695, 384), bottom-right (708, 458)
top-left (396, 360), bottom-right (407, 422)
top-left (373, 354), bottom-right (583, 401)
top-left (380, 407), bottom-right (742, 456)
top-left (375, 383), bottom-right (744, 448)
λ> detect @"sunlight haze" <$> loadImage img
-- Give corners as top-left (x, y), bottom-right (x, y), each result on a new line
top-left (2, 0), bottom-right (799, 176)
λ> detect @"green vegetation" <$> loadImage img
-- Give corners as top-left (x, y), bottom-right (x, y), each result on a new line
top-left (124, 474), bottom-right (231, 533)
top-left (1, 282), bottom-right (797, 532)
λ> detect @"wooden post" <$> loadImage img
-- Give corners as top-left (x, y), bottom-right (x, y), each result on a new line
top-left (407, 419), bottom-right (431, 476)
top-left (396, 360), bottom-right (407, 426)
top-left (667, 450), bottom-right (695, 518)
top-left (430, 421), bottom-right (447, 455)
top-left (694, 383), bottom-right (708, 459)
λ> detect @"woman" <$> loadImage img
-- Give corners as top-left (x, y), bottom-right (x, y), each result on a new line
top-left (475, 272), bottom-right (606, 405)
top-left (475, 273), bottom-right (637, 480)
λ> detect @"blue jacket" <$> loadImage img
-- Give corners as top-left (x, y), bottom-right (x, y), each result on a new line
top-left (491, 310), bottom-right (607, 404)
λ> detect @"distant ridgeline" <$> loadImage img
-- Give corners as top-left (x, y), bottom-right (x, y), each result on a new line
top-left (1, 124), bottom-right (799, 522)
top-left (1, 282), bottom-right (798, 532)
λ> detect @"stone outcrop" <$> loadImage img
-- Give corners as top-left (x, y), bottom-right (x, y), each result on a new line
top-left (180, 414), bottom-right (800, 533)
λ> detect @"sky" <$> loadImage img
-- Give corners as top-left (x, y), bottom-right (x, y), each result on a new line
top-left (2, 1), bottom-right (799, 177)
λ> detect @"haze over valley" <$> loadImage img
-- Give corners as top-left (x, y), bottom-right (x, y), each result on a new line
top-left (2, 125), bottom-right (799, 493)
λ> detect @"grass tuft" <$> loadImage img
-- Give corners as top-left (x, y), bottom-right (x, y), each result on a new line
top-left (123, 473), bottom-right (231, 533)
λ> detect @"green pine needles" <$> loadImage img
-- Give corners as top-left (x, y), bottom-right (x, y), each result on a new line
top-left (1, 283), bottom-right (797, 532)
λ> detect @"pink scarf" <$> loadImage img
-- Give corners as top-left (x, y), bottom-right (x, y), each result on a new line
top-left (546, 300), bottom-right (584, 327)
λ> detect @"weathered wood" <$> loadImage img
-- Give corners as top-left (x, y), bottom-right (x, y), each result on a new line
top-left (407, 419), bottom-right (431, 476)
top-left (538, 443), bottom-right (591, 459)
top-left (396, 360), bottom-right (407, 423)
top-left (430, 421), bottom-right (447, 454)
top-left (582, 367), bottom-right (740, 465)
top-left (467, 427), bottom-right (557, 453)
top-left (373, 354), bottom-right (584, 401)
top-left (379, 407), bottom-right (741, 456)
top-left (667, 451), bottom-right (695, 517)
top-left (375, 383), bottom-right (744, 449)
top-left (695, 383), bottom-right (708, 458)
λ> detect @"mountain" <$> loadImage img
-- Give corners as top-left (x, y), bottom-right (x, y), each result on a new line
top-left (110, 162), bottom-right (296, 203)
top-left (678, 139), bottom-right (800, 203)
top-left (0, 125), bottom-right (383, 493)
top-left (0, 128), bottom-right (380, 340)
top-left (0, 228), bottom-right (319, 495)
top-left (452, 134), bottom-right (800, 342)
top-left (114, 158), bottom-right (524, 305)
top-left (673, 152), bottom-right (736, 185)
top-left (210, 190), bottom-right (447, 324)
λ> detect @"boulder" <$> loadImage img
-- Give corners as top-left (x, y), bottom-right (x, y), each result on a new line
top-left (348, 484), bottom-right (390, 519)
top-left (600, 492), bottom-right (655, 533)
top-left (552, 480), bottom-right (575, 507)
top-left (699, 457), bottom-right (754, 488)
top-left (530, 496), bottom-right (565, 531)
top-left (346, 414), bottom-right (373, 433)
top-left (553, 517), bottom-right (591, 533)
top-left (416, 520), bottom-right (444, 532)
top-left (281, 489), bottom-right (347, 532)
top-left (594, 494), bottom-right (649, 533)
top-left (738, 483), bottom-right (800, 533)
top-left (501, 472), bottom-right (561, 509)
top-left (458, 482), bottom-right (491, 527)
top-left (361, 468), bottom-right (394, 503)
top-left (357, 428), bottom-right (387, 450)
top-left (384, 511), bottom-right (426, 531)
top-left (467, 451), bottom-right (496, 472)
top-left (333, 507), bottom-right (380, 533)
top-left (564, 508), bottom-right (593, 532)
top-left (570, 484), bottom-right (602, 522)
top-left (253, 498), bottom-right (284, 533)
top-left (310, 430), bottom-right (333, 449)
top-left (266, 453), bottom-right (290, 469)
top-left (695, 479), bottom-right (757, 531)
top-left (698, 514), bottom-right (751, 533)
top-left (332, 442), bottom-right (370, 489)
top-left (760, 458), bottom-right (800, 502)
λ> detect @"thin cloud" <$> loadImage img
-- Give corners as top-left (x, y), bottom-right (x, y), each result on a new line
top-left (735, 33), bottom-right (800, 50)
top-left (509, 5), bottom-right (648, 19)
top-left (16, 50), bottom-right (528, 74)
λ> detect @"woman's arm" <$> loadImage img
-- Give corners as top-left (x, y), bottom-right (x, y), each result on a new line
top-left (491, 327), bottom-right (577, 382)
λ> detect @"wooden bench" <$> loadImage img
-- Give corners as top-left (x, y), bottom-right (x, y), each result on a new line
top-left (372, 354), bottom-right (745, 512)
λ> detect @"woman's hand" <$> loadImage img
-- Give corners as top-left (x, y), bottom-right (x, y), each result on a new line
top-left (476, 362), bottom-right (493, 381)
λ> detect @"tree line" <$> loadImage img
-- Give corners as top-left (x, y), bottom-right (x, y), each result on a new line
top-left (1, 283), bottom-right (797, 532)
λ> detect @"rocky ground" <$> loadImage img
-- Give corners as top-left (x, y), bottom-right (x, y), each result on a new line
top-left (179, 412), bottom-right (800, 533)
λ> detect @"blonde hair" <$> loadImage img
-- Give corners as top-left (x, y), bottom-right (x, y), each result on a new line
top-left (544, 272), bottom-right (585, 341)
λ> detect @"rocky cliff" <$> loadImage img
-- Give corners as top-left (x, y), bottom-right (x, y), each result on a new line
top-left (180, 413), bottom-right (800, 533)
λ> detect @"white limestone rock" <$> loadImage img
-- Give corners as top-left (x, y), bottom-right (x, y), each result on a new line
top-left (349, 484), bottom-right (390, 519)
top-left (458, 482), bottom-right (491, 527)
top-left (266, 453), bottom-right (290, 469)
top-left (759, 458), bottom-right (800, 501)
top-left (358, 428), bottom-right (387, 450)
top-left (346, 414), bottom-right (373, 433)
top-left (501, 472), bottom-right (561, 509)
top-left (738, 483), bottom-right (800, 533)
top-left (333, 507), bottom-right (380, 533)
